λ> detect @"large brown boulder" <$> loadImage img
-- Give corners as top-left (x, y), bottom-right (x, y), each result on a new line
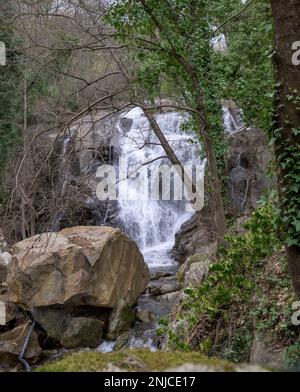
top-left (7, 226), bottom-right (149, 346)
top-left (8, 226), bottom-right (149, 310)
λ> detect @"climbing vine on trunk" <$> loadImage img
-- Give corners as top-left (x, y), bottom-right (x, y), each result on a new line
top-left (270, 0), bottom-right (300, 298)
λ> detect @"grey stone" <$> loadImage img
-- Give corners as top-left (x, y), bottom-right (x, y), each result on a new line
top-left (61, 317), bottom-right (103, 349)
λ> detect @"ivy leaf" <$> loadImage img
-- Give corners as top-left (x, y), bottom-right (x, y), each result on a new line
top-left (293, 220), bottom-right (300, 232)
top-left (287, 238), bottom-right (299, 247)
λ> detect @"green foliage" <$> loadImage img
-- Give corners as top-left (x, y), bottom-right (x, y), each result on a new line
top-left (163, 199), bottom-right (298, 363)
top-left (107, 0), bottom-right (275, 183)
top-left (210, 0), bottom-right (299, 250)
top-left (212, 0), bottom-right (275, 131)
top-left (194, 200), bottom-right (280, 311)
top-left (271, 93), bottom-right (300, 248)
top-left (107, 0), bottom-right (228, 175)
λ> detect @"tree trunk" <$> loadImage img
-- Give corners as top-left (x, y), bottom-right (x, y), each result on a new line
top-left (200, 124), bottom-right (228, 246)
top-left (103, 2), bottom-right (228, 245)
top-left (143, 109), bottom-right (203, 209)
top-left (270, 0), bottom-right (300, 298)
top-left (194, 94), bottom-right (228, 246)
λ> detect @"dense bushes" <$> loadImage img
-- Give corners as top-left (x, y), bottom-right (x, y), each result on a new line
top-left (159, 200), bottom-right (300, 366)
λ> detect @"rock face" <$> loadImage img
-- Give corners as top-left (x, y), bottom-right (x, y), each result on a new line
top-left (7, 226), bottom-right (150, 347)
top-left (177, 253), bottom-right (213, 287)
top-left (46, 112), bottom-right (122, 231)
top-left (173, 128), bottom-right (274, 261)
top-left (61, 317), bottom-right (104, 349)
top-left (172, 207), bottom-right (216, 262)
top-left (148, 276), bottom-right (181, 297)
top-left (71, 113), bottom-right (119, 174)
top-left (227, 128), bottom-right (275, 216)
top-left (0, 323), bottom-right (42, 371)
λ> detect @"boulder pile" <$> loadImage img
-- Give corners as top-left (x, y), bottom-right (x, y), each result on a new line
top-left (0, 226), bottom-right (149, 369)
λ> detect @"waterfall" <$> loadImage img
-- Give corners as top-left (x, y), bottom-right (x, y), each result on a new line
top-left (211, 32), bottom-right (228, 53)
top-left (222, 107), bottom-right (244, 134)
top-left (116, 107), bottom-right (203, 267)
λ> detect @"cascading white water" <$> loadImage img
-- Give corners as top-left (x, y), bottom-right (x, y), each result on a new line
top-left (116, 107), bottom-right (203, 267)
top-left (222, 107), bottom-right (244, 134)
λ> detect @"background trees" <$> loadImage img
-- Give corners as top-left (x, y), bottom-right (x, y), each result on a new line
top-left (107, 0), bottom-right (228, 245)
top-left (0, 2), bottom-right (22, 174)
top-left (0, 0), bottom-right (299, 298)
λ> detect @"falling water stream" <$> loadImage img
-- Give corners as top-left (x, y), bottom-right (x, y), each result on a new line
top-left (97, 108), bottom-right (203, 352)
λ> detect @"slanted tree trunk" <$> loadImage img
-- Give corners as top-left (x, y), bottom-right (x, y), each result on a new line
top-left (142, 108), bottom-right (203, 207)
top-left (270, 0), bottom-right (300, 298)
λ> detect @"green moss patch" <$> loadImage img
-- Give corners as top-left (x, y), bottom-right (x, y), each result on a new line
top-left (36, 349), bottom-right (234, 372)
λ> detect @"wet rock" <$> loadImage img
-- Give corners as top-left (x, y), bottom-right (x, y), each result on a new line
top-left (136, 292), bottom-right (175, 322)
top-left (172, 208), bottom-right (216, 261)
top-left (107, 303), bottom-right (136, 340)
top-left (114, 326), bottom-right (158, 352)
top-left (148, 286), bottom-right (161, 297)
top-left (160, 283), bottom-right (181, 295)
top-left (150, 271), bottom-right (174, 281)
top-left (148, 276), bottom-right (180, 297)
top-left (0, 323), bottom-right (42, 371)
top-left (177, 262), bottom-right (189, 283)
top-left (114, 332), bottom-right (130, 351)
top-left (157, 291), bottom-right (181, 303)
top-left (150, 265), bottom-right (178, 279)
top-left (136, 308), bottom-right (156, 323)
